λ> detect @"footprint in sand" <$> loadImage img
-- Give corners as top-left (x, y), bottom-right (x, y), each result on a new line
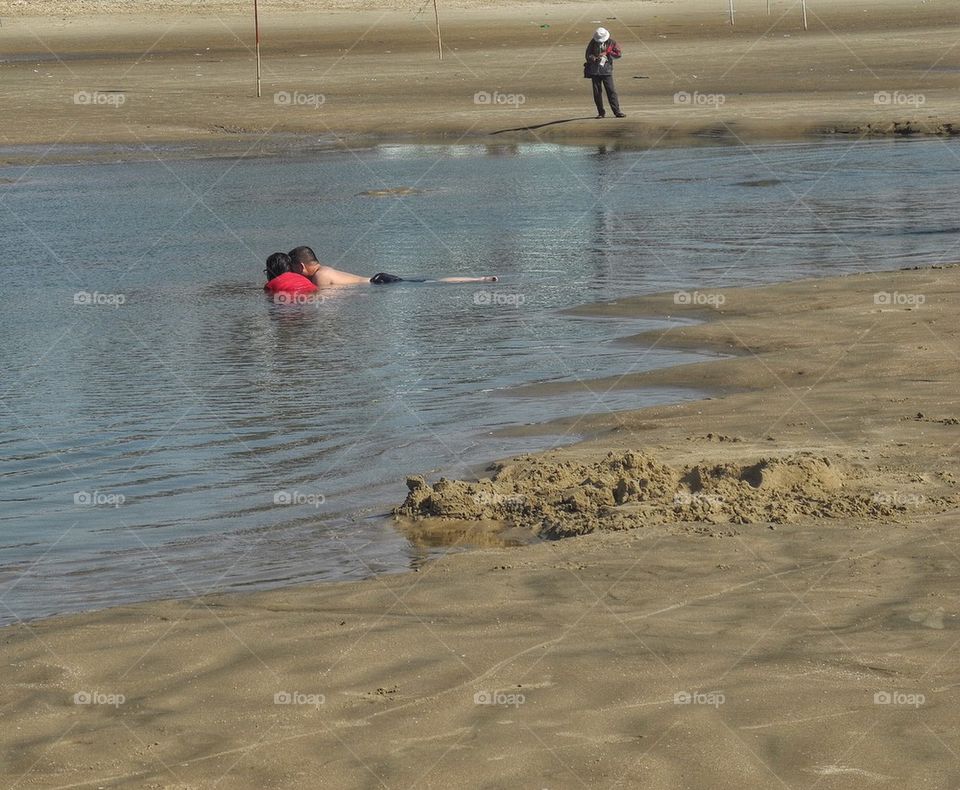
top-left (909, 607), bottom-right (945, 629)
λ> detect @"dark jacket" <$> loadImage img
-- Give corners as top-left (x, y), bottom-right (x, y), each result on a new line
top-left (584, 38), bottom-right (622, 77)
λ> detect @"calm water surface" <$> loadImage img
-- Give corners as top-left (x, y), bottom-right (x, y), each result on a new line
top-left (1, 138), bottom-right (958, 622)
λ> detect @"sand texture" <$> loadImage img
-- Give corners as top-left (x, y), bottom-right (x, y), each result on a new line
top-left (0, 0), bottom-right (957, 155)
top-left (399, 450), bottom-right (959, 538)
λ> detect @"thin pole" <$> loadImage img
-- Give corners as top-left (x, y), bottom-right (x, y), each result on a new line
top-left (766, 0), bottom-right (771, 14)
top-left (254, 0), bottom-right (262, 97)
top-left (801, 0), bottom-right (808, 30)
top-left (728, 0), bottom-right (735, 26)
top-left (433, 0), bottom-right (443, 60)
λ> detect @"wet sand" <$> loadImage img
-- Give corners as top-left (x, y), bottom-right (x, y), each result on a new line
top-left (3, 263), bottom-right (960, 787)
top-left (0, 0), bottom-right (958, 160)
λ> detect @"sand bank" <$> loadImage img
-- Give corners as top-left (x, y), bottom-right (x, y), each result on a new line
top-left (3, 263), bottom-right (960, 787)
top-left (0, 0), bottom-right (957, 158)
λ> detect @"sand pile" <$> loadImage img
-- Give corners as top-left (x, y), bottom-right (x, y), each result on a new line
top-left (396, 450), bottom-right (956, 538)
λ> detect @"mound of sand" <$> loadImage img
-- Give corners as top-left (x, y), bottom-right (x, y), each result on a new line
top-left (396, 450), bottom-right (956, 538)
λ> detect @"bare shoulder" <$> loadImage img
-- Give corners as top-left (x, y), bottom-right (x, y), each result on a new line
top-left (314, 265), bottom-right (369, 286)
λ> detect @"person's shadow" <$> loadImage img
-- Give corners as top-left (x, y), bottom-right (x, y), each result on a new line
top-left (490, 117), bottom-right (596, 135)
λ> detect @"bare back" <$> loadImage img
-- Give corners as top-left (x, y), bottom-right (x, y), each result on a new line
top-left (310, 265), bottom-right (371, 287)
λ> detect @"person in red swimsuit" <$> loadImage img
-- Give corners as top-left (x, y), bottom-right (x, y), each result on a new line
top-left (263, 252), bottom-right (319, 295)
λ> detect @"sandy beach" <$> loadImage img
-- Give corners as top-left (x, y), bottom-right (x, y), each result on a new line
top-left (3, 0), bottom-right (960, 786)
top-left (0, 0), bottom-right (958, 159)
top-left (3, 262), bottom-right (960, 787)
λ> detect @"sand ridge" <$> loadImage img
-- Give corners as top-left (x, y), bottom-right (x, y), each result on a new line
top-left (397, 448), bottom-right (960, 538)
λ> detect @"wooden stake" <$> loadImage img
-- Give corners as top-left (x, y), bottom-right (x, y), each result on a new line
top-left (767, 0), bottom-right (771, 14)
top-left (801, 0), bottom-right (808, 30)
top-left (254, 0), bottom-right (262, 97)
top-left (433, 0), bottom-right (443, 61)
top-left (728, 0), bottom-right (735, 26)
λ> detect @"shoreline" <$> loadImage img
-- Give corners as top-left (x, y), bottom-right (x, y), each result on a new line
top-left (0, 131), bottom-right (950, 170)
top-left (4, 262), bottom-right (960, 786)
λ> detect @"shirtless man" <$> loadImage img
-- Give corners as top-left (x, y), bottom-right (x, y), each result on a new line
top-left (288, 246), bottom-right (497, 287)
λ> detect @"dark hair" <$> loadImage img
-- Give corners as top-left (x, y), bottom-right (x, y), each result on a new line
top-left (288, 246), bottom-right (319, 266)
top-left (265, 252), bottom-right (292, 280)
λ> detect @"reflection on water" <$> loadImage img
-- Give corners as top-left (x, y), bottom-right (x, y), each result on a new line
top-left (1, 138), bottom-right (958, 622)
top-left (396, 517), bottom-right (539, 552)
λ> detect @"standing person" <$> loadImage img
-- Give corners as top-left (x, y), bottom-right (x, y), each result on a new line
top-left (584, 27), bottom-right (625, 119)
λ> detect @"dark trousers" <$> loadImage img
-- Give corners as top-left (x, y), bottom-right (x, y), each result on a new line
top-left (591, 75), bottom-right (621, 115)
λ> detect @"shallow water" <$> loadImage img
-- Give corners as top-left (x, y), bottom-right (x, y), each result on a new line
top-left (1, 138), bottom-right (958, 623)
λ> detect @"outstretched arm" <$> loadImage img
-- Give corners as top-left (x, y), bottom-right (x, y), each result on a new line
top-left (435, 276), bottom-right (498, 283)
top-left (313, 263), bottom-right (497, 286)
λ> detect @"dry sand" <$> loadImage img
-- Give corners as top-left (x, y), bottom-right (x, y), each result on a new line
top-left (0, 0), bottom-right (957, 158)
top-left (3, 263), bottom-right (960, 788)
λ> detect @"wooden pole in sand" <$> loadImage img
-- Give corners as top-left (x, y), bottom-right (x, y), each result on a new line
top-left (801, 0), bottom-right (808, 30)
top-left (433, 0), bottom-right (443, 61)
top-left (728, 0), bottom-right (735, 25)
top-left (766, 0), bottom-right (771, 14)
top-left (254, 0), bottom-right (262, 97)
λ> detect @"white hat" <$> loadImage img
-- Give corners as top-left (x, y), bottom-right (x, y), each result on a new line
top-left (593, 27), bottom-right (610, 43)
